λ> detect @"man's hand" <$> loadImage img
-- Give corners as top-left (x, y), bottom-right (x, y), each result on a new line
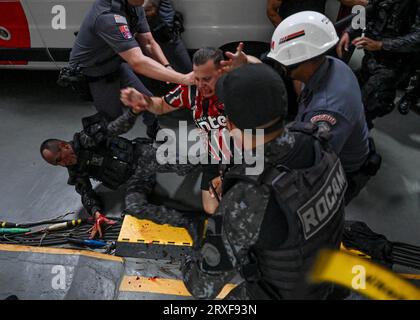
top-left (221, 42), bottom-right (248, 73)
top-left (180, 71), bottom-right (195, 86)
top-left (209, 176), bottom-right (223, 202)
top-left (121, 87), bottom-right (150, 114)
top-left (89, 211), bottom-right (116, 239)
top-left (337, 32), bottom-right (350, 58)
top-left (352, 37), bottom-right (383, 51)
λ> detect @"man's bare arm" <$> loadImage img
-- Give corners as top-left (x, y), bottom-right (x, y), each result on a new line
top-left (267, 0), bottom-right (283, 27)
top-left (119, 47), bottom-right (194, 85)
top-left (120, 88), bottom-right (178, 115)
top-left (136, 32), bottom-right (170, 66)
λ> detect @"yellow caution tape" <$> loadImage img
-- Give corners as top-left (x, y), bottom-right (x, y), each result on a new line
top-left (309, 249), bottom-right (420, 300)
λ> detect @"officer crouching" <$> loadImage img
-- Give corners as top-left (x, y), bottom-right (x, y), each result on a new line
top-left (182, 64), bottom-right (348, 300)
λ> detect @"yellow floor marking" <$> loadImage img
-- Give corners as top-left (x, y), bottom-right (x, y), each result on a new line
top-left (119, 275), bottom-right (236, 299)
top-left (0, 244), bottom-right (123, 263)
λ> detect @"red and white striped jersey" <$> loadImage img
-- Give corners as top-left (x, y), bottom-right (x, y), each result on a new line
top-left (164, 84), bottom-right (235, 162)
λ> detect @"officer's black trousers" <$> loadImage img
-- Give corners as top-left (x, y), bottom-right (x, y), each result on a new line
top-left (88, 63), bottom-right (156, 125)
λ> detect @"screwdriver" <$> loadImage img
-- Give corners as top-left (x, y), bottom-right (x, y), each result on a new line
top-left (68, 238), bottom-right (109, 248)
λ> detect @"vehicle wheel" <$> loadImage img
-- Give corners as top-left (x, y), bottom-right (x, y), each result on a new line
top-left (219, 41), bottom-right (270, 60)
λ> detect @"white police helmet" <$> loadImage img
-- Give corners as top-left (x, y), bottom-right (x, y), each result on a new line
top-left (267, 11), bottom-right (339, 66)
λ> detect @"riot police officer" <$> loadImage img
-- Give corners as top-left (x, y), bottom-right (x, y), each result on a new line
top-left (182, 63), bottom-right (347, 300)
top-left (40, 107), bottom-right (193, 239)
top-left (69, 0), bottom-right (194, 137)
top-left (337, 0), bottom-right (420, 128)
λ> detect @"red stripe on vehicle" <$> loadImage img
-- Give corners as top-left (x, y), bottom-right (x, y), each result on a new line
top-left (0, 1), bottom-right (30, 65)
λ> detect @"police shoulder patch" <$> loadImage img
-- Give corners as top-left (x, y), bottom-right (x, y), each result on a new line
top-left (310, 114), bottom-right (337, 126)
top-left (119, 25), bottom-right (133, 40)
top-left (114, 14), bottom-right (128, 25)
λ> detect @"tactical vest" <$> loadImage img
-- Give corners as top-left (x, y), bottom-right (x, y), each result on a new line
top-left (73, 114), bottom-right (136, 190)
top-left (222, 124), bottom-right (347, 299)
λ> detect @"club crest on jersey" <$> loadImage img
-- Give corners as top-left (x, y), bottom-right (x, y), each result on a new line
top-left (119, 25), bottom-right (133, 40)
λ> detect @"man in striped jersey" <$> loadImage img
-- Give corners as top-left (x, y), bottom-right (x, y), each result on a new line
top-left (121, 47), bottom-right (232, 215)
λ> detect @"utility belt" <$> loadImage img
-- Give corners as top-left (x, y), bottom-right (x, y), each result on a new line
top-left (57, 65), bottom-right (93, 101)
top-left (84, 69), bottom-right (121, 83)
top-left (149, 11), bottom-right (185, 43)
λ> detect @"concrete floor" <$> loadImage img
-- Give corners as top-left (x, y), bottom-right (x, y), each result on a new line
top-left (0, 69), bottom-right (419, 246)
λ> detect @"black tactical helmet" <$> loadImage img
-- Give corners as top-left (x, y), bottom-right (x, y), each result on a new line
top-left (216, 63), bottom-right (288, 131)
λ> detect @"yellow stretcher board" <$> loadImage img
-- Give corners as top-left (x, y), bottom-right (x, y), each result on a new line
top-left (116, 215), bottom-right (195, 259)
top-left (118, 215), bottom-right (193, 246)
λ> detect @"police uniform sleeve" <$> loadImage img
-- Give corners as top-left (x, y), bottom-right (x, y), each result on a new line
top-left (182, 181), bottom-right (269, 300)
top-left (68, 170), bottom-right (103, 216)
top-left (163, 85), bottom-right (193, 109)
top-left (94, 13), bottom-right (139, 53)
top-left (134, 7), bottom-right (151, 34)
top-left (382, 1), bottom-right (420, 53)
top-left (106, 109), bottom-right (139, 136)
top-left (305, 111), bottom-right (353, 155)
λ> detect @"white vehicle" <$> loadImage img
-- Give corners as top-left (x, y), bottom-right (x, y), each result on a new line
top-left (0, 0), bottom-right (352, 70)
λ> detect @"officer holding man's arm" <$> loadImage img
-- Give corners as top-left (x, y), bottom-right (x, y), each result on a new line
top-left (183, 64), bottom-right (347, 300)
top-left (69, 0), bottom-right (194, 138)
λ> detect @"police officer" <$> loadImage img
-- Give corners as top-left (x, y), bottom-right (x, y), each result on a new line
top-left (69, 0), bottom-right (194, 137)
top-left (144, 0), bottom-right (193, 73)
top-left (225, 11), bottom-right (379, 204)
top-left (337, 0), bottom-right (420, 128)
top-left (266, 0), bottom-right (369, 27)
top-left (40, 107), bottom-right (193, 239)
top-left (182, 64), bottom-right (347, 300)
